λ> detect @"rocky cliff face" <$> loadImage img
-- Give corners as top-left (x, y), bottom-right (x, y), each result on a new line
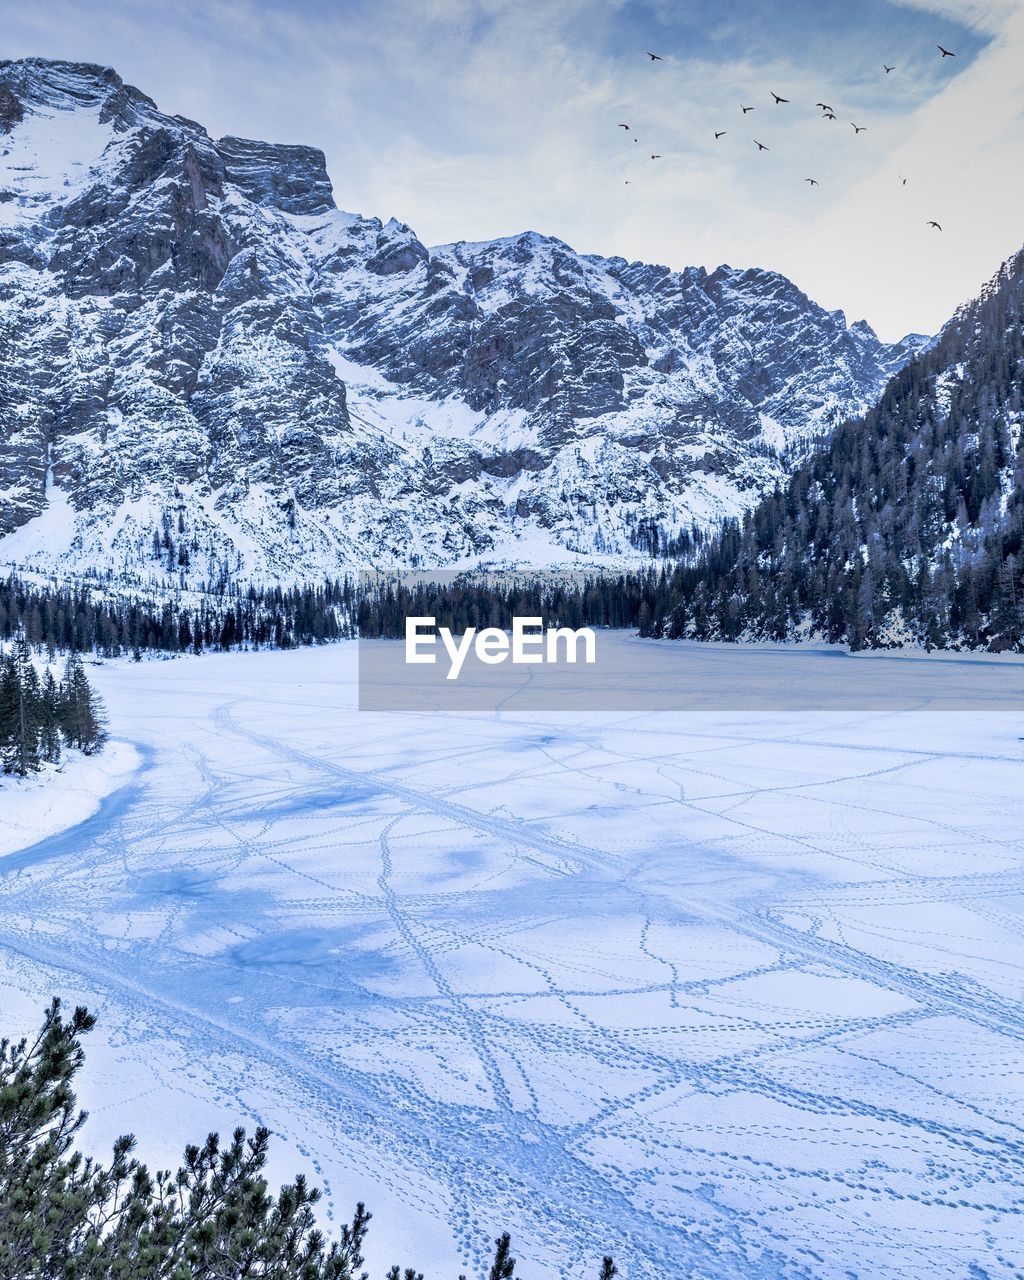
top-left (0, 58), bottom-right (925, 587)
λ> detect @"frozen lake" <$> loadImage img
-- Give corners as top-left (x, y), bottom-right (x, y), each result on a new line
top-left (2, 637), bottom-right (1023, 1279)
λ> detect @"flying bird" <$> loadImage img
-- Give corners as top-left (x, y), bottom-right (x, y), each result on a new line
top-left (937, 45), bottom-right (956, 57)
top-left (753, 139), bottom-right (769, 151)
top-left (741, 104), bottom-right (755, 113)
top-left (823, 111), bottom-right (837, 120)
top-left (646, 51), bottom-right (663, 60)
top-left (927, 220), bottom-right (943, 230)
top-left (816, 102), bottom-right (834, 110)
top-left (618, 123), bottom-right (631, 131)
top-left (804, 177), bottom-right (819, 186)
top-left (851, 122), bottom-right (867, 133)
top-left (770, 91), bottom-right (790, 104)
top-left (883, 64), bottom-right (895, 73)
top-left (714, 130), bottom-right (727, 139)
top-left (650, 154), bottom-right (662, 159)
top-left (899, 174), bottom-right (908, 185)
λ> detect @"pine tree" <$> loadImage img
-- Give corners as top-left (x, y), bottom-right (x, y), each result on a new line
top-left (38, 670), bottom-right (62, 764)
top-left (2, 638), bottom-right (41, 776)
top-left (626, 246), bottom-right (1024, 651)
top-left (0, 653), bottom-right (22, 772)
top-left (487, 1233), bottom-right (516, 1280)
top-left (57, 656), bottom-right (107, 755)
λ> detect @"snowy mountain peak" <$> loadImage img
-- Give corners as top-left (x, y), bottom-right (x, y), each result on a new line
top-left (0, 57), bottom-right (927, 587)
top-left (0, 57), bottom-right (157, 126)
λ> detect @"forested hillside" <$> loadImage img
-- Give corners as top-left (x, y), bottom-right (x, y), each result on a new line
top-left (647, 248), bottom-right (1024, 651)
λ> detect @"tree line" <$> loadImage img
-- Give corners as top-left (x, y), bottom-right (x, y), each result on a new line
top-left (0, 640), bottom-right (107, 775)
top-left (356, 574), bottom-right (656, 638)
top-left (0, 577), bottom-right (357, 659)
top-left (0, 1000), bottom-right (619, 1280)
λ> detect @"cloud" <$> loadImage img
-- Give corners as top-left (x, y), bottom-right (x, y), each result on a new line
top-left (769, 2), bottom-right (1024, 337)
top-left (890, 0), bottom-right (1014, 34)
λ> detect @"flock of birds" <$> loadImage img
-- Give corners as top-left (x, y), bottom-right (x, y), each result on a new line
top-left (619, 42), bottom-right (960, 231)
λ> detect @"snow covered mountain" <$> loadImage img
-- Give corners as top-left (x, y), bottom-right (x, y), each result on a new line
top-left (0, 58), bottom-right (925, 587)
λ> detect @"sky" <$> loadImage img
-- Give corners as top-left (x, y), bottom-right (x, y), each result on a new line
top-left (1, 0), bottom-right (1022, 339)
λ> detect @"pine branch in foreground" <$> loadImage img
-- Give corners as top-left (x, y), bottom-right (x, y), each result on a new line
top-left (0, 1001), bottom-right (619, 1280)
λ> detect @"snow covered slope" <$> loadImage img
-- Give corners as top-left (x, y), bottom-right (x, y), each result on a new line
top-left (0, 59), bottom-right (925, 587)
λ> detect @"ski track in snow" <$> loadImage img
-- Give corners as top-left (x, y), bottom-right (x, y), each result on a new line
top-left (1, 638), bottom-right (1023, 1279)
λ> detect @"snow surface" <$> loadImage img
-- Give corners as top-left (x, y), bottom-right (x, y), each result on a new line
top-left (1, 640), bottom-right (1023, 1279)
top-left (0, 740), bottom-right (139, 858)
top-left (0, 94), bottom-right (115, 230)
top-left (0, 475), bottom-right (79, 561)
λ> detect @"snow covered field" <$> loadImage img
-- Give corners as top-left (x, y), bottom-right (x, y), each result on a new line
top-left (0, 741), bottom-right (139, 858)
top-left (1, 638), bottom-right (1023, 1279)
